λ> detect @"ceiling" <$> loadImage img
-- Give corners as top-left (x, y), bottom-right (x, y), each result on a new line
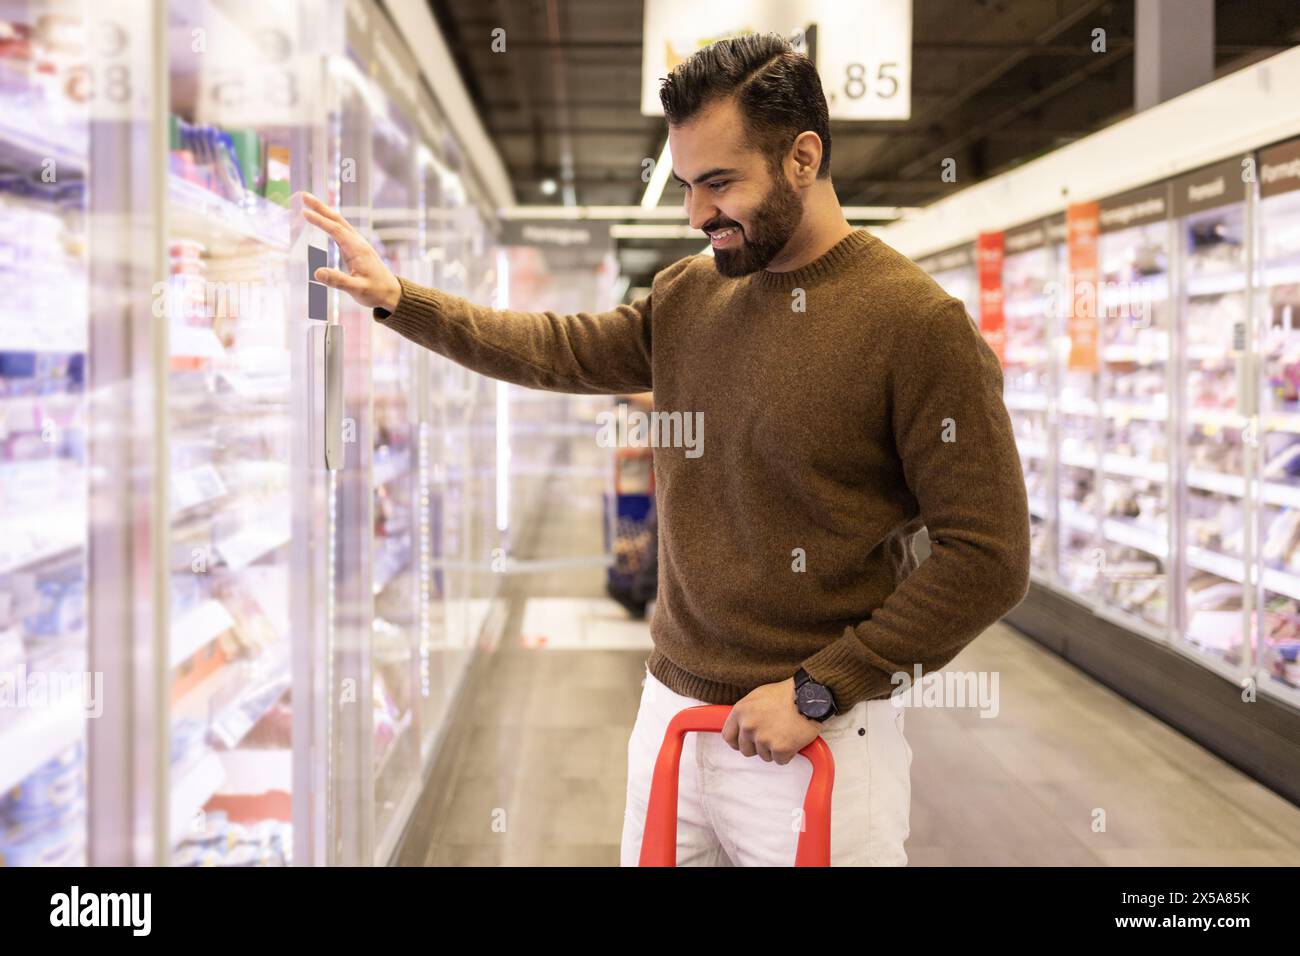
top-left (425, 0), bottom-right (1300, 292)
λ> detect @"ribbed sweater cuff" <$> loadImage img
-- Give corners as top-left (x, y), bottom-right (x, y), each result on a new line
top-left (373, 275), bottom-right (446, 339)
top-left (800, 626), bottom-right (901, 712)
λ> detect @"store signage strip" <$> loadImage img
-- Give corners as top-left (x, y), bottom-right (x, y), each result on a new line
top-left (1260, 136), bottom-right (1300, 198)
top-left (1171, 156), bottom-right (1251, 218)
top-left (916, 243), bottom-right (974, 275)
top-left (1066, 202), bottom-right (1101, 373)
top-left (1098, 182), bottom-right (1169, 233)
top-left (1004, 221), bottom-right (1048, 255)
top-left (976, 231), bottom-right (1006, 366)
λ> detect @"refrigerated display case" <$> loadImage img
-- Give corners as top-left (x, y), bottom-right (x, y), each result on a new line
top-left (420, 151), bottom-right (475, 738)
top-left (1056, 205), bottom-right (1103, 601)
top-left (432, 173), bottom-right (498, 659)
top-left (1, 0), bottom-right (513, 867)
top-left (883, 46), bottom-right (1300, 797)
top-left (1001, 217), bottom-right (1065, 581)
top-left (321, 5), bottom-right (382, 866)
top-left (0, 0), bottom-right (91, 867)
top-left (360, 14), bottom-right (423, 862)
top-left (329, 2), bottom-right (503, 864)
top-left (462, 201), bottom-right (503, 650)
top-left (408, 96), bottom-right (446, 763)
top-left (163, 0), bottom-right (331, 867)
top-left (1170, 158), bottom-right (1253, 674)
top-left (429, 159), bottom-right (469, 665)
top-left (1256, 136), bottom-right (1300, 705)
top-left (1094, 184), bottom-right (1172, 636)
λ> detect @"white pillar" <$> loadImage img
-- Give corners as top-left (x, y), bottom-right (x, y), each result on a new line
top-left (1135, 0), bottom-right (1215, 111)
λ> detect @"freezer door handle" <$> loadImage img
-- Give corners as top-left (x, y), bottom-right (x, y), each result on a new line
top-left (325, 324), bottom-right (344, 471)
top-left (1233, 321), bottom-right (1254, 417)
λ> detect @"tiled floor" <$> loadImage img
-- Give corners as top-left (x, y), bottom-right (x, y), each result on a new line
top-left (406, 444), bottom-right (1300, 866)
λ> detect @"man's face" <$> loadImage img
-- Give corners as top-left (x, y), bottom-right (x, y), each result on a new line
top-left (668, 97), bottom-right (805, 277)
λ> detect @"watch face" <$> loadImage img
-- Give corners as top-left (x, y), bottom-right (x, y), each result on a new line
top-left (797, 682), bottom-right (834, 720)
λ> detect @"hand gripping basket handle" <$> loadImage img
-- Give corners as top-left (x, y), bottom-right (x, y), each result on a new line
top-left (638, 704), bottom-right (835, 866)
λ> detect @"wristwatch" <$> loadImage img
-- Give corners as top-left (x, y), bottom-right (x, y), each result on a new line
top-left (793, 667), bottom-right (837, 722)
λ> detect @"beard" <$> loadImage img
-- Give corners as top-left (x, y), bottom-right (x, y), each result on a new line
top-left (708, 167), bottom-right (804, 278)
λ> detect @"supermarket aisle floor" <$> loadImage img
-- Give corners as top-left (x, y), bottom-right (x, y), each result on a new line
top-left (409, 613), bottom-right (1300, 866)
top-left (402, 462), bottom-right (1300, 866)
top-left (904, 624), bottom-right (1300, 866)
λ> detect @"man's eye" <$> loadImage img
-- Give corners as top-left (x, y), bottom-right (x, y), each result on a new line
top-left (677, 182), bottom-right (688, 191)
top-left (709, 181), bottom-right (728, 191)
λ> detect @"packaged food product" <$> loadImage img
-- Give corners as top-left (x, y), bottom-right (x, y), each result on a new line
top-left (0, 742), bottom-right (85, 828)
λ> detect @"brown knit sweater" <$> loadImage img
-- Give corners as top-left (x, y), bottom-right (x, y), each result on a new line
top-left (374, 228), bottom-right (1031, 712)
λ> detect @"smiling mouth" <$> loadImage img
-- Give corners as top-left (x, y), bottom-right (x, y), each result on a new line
top-left (709, 226), bottom-right (741, 245)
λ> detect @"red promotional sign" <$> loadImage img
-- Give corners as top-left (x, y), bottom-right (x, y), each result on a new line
top-left (1066, 202), bottom-right (1100, 372)
top-left (976, 231), bottom-right (1005, 365)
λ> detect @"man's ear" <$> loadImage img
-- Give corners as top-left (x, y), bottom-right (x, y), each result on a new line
top-left (790, 131), bottom-right (823, 184)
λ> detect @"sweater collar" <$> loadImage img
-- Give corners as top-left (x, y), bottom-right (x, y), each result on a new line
top-left (751, 227), bottom-right (876, 289)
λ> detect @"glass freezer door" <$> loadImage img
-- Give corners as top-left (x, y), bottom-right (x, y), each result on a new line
top-left (1056, 328), bottom-right (1102, 600)
top-left (412, 139), bottom-right (464, 759)
top-left (463, 204), bottom-right (502, 649)
top-left (1001, 239), bottom-right (1058, 582)
top-left (367, 99), bottom-right (422, 866)
top-left (321, 39), bottom-right (376, 868)
top-left (1255, 171), bottom-right (1300, 704)
top-left (1095, 219), bottom-right (1172, 636)
top-left (433, 166), bottom-right (477, 674)
top-left (1175, 194), bottom-right (1252, 672)
top-left (162, 0), bottom-right (329, 866)
top-left (0, 0), bottom-right (91, 867)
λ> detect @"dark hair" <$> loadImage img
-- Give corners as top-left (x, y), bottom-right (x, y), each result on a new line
top-left (658, 33), bottom-right (832, 178)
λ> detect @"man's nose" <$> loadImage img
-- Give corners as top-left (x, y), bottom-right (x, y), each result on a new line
top-left (685, 190), bottom-right (716, 232)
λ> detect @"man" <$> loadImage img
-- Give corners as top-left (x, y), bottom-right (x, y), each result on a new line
top-left (303, 33), bottom-right (1030, 866)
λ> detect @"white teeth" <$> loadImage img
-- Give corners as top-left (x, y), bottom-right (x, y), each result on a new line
top-left (712, 228), bottom-right (736, 240)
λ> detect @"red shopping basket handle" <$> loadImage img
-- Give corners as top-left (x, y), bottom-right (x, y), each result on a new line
top-left (638, 704), bottom-right (835, 866)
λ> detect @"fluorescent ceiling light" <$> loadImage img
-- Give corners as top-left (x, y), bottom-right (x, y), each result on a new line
top-left (640, 139), bottom-right (674, 210)
top-left (611, 224), bottom-right (701, 240)
top-left (501, 204), bottom-right (916, 221)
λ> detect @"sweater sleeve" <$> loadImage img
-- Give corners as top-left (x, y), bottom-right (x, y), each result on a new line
top-left (799, 296), bottom-right (1032, 711)
top-left (371, 259), bottom-right (691, 394)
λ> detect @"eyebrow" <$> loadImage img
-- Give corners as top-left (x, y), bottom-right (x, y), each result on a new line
top-left (670, 167), bottom-right (741, 186)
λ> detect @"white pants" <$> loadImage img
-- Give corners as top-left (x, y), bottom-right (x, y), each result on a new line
top-left (620, 665), bottom-right (912, 866)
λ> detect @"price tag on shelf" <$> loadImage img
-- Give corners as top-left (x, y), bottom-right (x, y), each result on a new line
top-left (79, 0), bottom-right (152, 122)
top-left (640, 0), bottom-right (912, 120)
top-left (195, 12), bottom-right (319, 128)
